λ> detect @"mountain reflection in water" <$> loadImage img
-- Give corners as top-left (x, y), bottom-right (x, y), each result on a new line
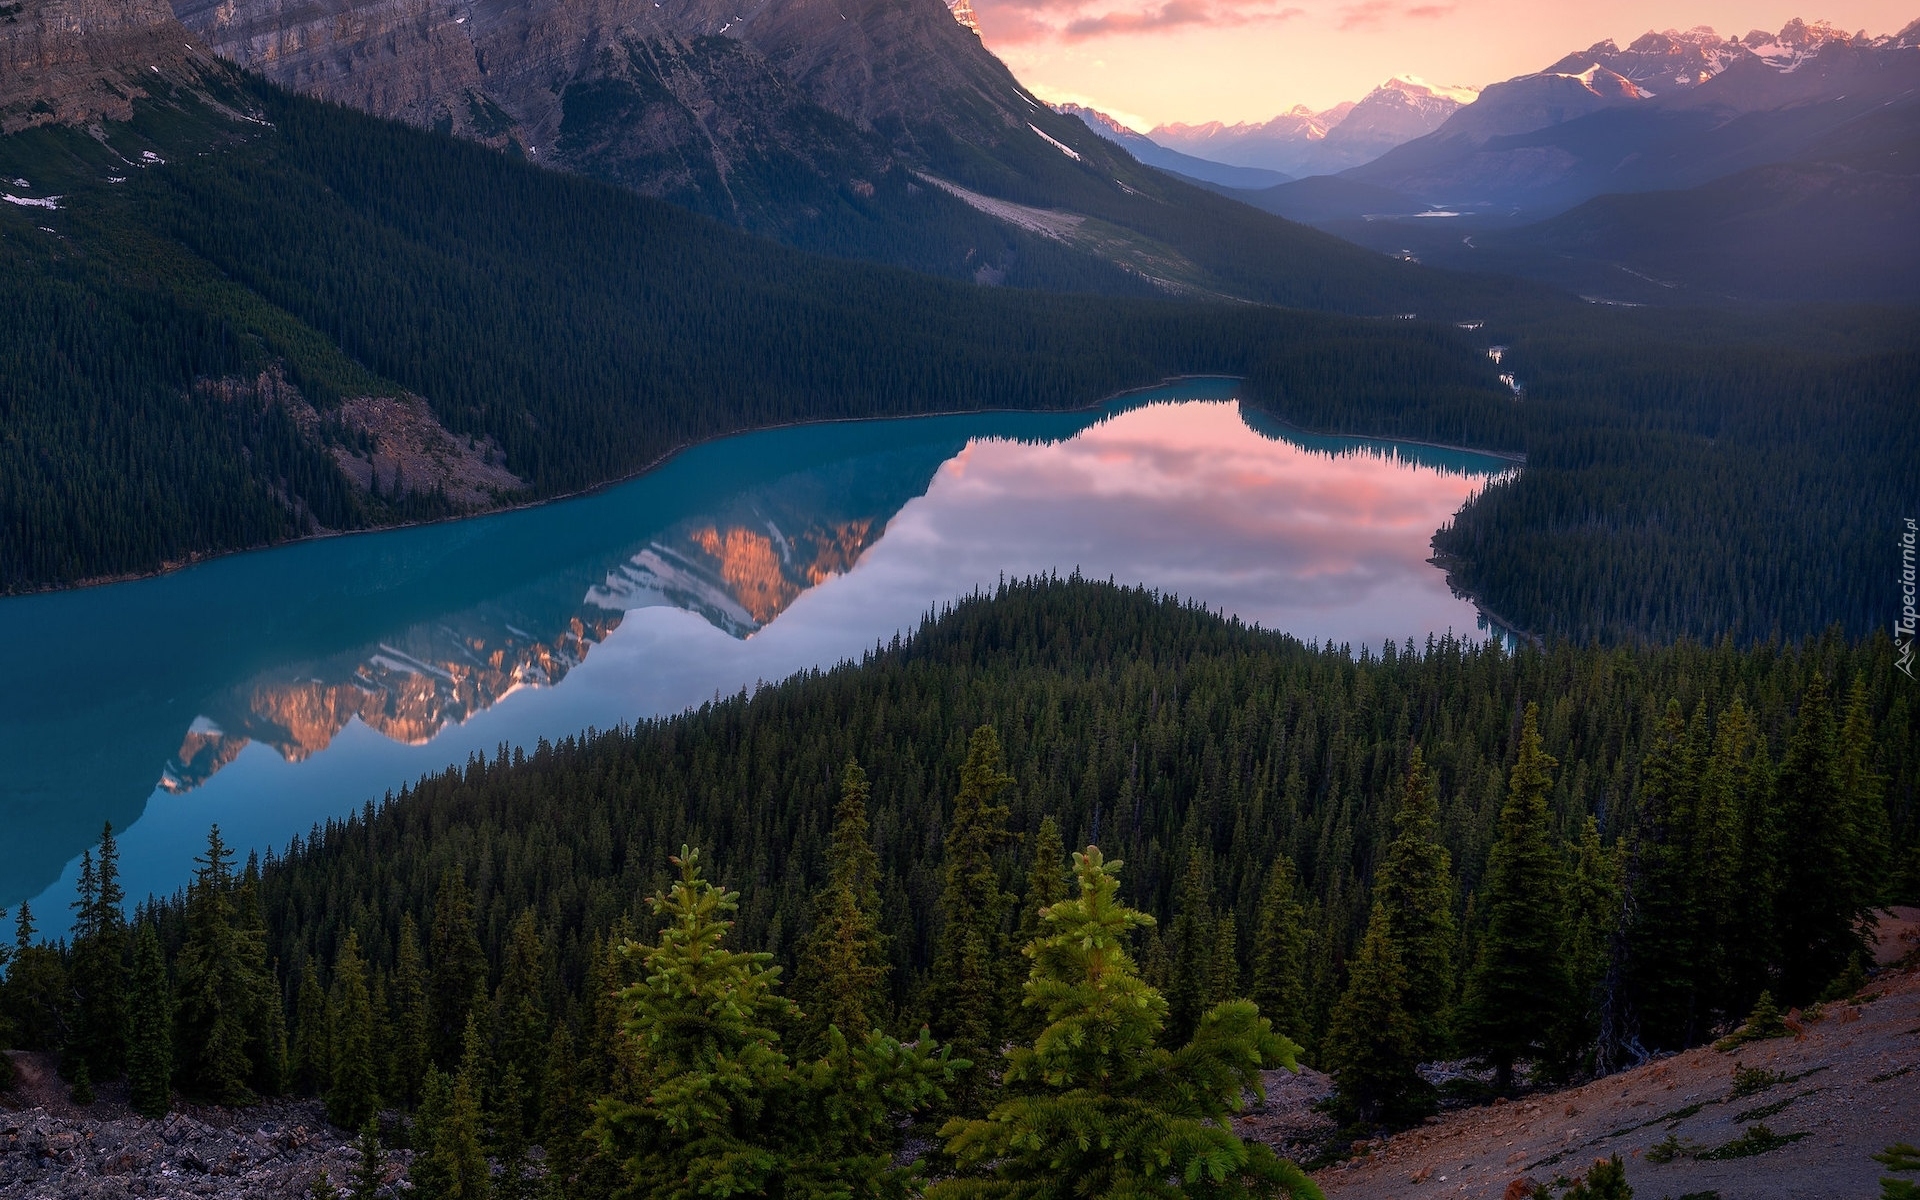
top-left (3, 382), bottom-right (1517, 923)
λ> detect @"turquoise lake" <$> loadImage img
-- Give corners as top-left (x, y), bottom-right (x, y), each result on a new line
top-left (0, 381), bottom-right (1517, 924)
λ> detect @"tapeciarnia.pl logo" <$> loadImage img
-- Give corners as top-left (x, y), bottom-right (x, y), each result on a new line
top-left (1900, 517), bottom-right (1917, 679)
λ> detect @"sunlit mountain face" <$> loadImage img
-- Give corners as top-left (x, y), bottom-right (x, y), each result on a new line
top-left (157, 467), bottom-right (917, 796)
top-left (160, 612), bottom-right (622, 794)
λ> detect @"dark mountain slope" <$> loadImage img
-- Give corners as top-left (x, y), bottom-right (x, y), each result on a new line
top-left (168, 0), bottom-right (1530, 313)
top-left (0, 50), bottom-right (1514, 594)
top-left (1343, 25), bottom-right (1920, 217)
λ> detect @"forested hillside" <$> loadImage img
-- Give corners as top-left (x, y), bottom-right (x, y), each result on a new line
top-left (2, 580), bottom-right (1912, 1193)
top-left (5, 68), bottom-right (1917, 648)
top-left (0, 77), bottom-right (1504, 595)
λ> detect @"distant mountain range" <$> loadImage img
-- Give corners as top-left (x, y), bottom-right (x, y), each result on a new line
top-left (1160, 17), bottom-right (1920, 303)
top-left (1141, 76), bottom-right (1480, 178)
top-left (1052, 105), bottom-right (1292, 190)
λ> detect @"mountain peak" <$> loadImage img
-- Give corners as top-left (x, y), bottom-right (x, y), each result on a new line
top-left (1376, 75), bottom-right (1480, 106)
top-left (948, 0), bottom-right (981, 37)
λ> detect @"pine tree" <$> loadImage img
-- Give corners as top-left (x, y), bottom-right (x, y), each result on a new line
top-left (236, 855), bottom-right (287, 1096)
top-left (1691, 699), bottom-right (1754, 1027)
top-left (1837, 676), bottom-right (1892, 942)
top-left (1708, 697), bottom-right (1778, 1015)
top-left (174, 826), bottom-right (260, 1104)
top-left (127, 923), bottom-right (174, 1117)
top-left (1774, 676), bottom-right (1874, 1001)
top-left (1251, 854), bottom-right (1311, 1050)
top-left (1458, 704), bottom-right (1570, 1094)
top-left (0, 906), bottom-right (10, 1092)
top-left (390, 916), bottom-right (431, 1107)
top-left (4, 903), bottom-right (67, 1052)
top-left (1562, 816), bottom-right (1620, 1074)
top-left (1165, 846), bottom-right (1223, 1043)
top-left (421, 1018), bottom-right (492, 1200)
top-left (1018, 817), bottom-right (1071, 944)
top-left (492, 910), bottom-right (549, 1133)
top-left (1323, 902), bottom-right (1428, 1126)
top-left (349, 1120), bottom-right (385, 1200)
top-left (1373, 748), bottom-right (1456, 1059)
top-left (1625, 699), bottom-right (1703, 1049)
top-left (932, 846), bottom-right (1321, 1200)
top-left (328, 931), bottom-right (381, 1130)
top-left (292, 958), bottom-right (332, 1097)
top-left (430, 870), bottom-right (488, 1069)
top-left (928, 726), bottom-right (1015, 1110)
top-left (594, 847), bottom-right (956, 1200)
top-left (68, 824), bottom-right (129, 1082)
top-left (792, 758), bottom-right (891, 1052)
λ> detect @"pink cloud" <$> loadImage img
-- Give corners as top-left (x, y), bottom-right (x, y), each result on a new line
top-left (1337, 0), bottom-right (1455, 30)
top-left (985, 0), bottom-right (1303, 42)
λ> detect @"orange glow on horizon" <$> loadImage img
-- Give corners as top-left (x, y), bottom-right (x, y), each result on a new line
top-left (982, 0), bottom-right (1915, 125)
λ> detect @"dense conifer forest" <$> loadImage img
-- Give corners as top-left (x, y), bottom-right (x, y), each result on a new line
top-left (3, 79), bottom-right (1917, 646)
top-left (1, 579), bottom-right (1912, 1195)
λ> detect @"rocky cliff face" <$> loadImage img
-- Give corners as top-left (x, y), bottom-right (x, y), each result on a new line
top-left (1, 0), bottom-right (215, 132)
top-left (168, 0), bottom-right (1041, 224)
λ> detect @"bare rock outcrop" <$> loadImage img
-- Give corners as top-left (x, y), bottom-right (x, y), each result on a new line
top-left (0, 0), bottom-right (214, 132)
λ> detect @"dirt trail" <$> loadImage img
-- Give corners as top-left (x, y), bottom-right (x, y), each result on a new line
top-left (1300, 947), bottom-right (1920, 1200)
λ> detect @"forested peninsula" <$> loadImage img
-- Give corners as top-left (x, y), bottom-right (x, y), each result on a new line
top-left (2, 579), bottom-right (1912, 1196)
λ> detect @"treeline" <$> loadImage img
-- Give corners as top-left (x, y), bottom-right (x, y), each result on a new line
top-left (0, 78), bottom-right (1506, 595)
top-left (0, 580), bottom-right (1912, 1186)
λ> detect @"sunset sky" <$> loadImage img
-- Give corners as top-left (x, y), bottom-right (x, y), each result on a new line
top-left (979, 0), bottom-right (1916, 127)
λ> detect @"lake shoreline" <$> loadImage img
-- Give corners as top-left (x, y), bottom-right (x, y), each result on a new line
top-left (9, 375), bottom-right (1524, 599)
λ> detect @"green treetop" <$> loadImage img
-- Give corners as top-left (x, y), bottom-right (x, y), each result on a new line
top-left (1458, 704), bottom-right (1570, 1094)
top-left (793, 758), bottom-right (892, 1052)
top-left (1373, 748), bottom-right (1456, 1059)
top-left (595, 847), bottom-right (958, 1200)
top-left (933, 846), bottom-right (1323, 1200)
top-left (928, 726), bottom-right (1017, 1110)
top-left (1250, 854), bottom-right (1311, 1051)
top-left (1323, 902), bottom-right (1427, 1126)
top-left (327, 931), bottom-right (380, 1130)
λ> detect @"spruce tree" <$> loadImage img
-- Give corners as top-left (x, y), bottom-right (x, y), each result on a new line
top-left (292, 959), bottom-right (332, 1096)
top-left (493, 910), bottom-right (549, 1133)
top-left (390, 916), bottom-right (431, 1107)
top-left (1165, 846), bottom-right (1223, 1042)
top-left (69, 824), bottom-right (129, 1082)
top-left (1323, 903), bottom-right (1428, 1126)
top-left (126, 923), bottom-right (174, 1118)
top-left (1710, 698), bottom-right (1777, 1014)
top-left (1837, 677), bottom-right (1892, 940)
top-left (1251, 854), bottom-right (1311, 1050)
top-left (594, 847), bottom-right (956, 1200)
top-left (1625, 699), bottom-right (1703, 1049)
top-left (349, 1120), bottom-right (385, 1200)
top-left (1562, 815), bottom-right (1620, 1074)
top-left (1690, 700), bottom-right (1751, 1027)
top-left (236, 856), bottom-right (287, 1096)
top-left (1774, 675), bottom-right (1877, 1001)
top-left (0, 906), bottom-right (10, 1092)
top-left (4, 903), bottom-right (68, 1052)
top-left (431, 1018), bottom-right (493, 1200)
top-left (928, 726), bottom-right (1015, 1110)
top-left (932, 846), bottom-right (1321, 1200)
top-left (430, 870), bottom-right (488, 1069)
top-left (1458, 704), bottom-right (1570, 1094)
top-left (174, 826), bottom-right (259, 1104)
top-left (792, 758), bottom-right (891, 1052)
top-left (328, 931), bottom-right (381, 1130)
top-left (1373, 748), bottom-right (1456, 1059)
